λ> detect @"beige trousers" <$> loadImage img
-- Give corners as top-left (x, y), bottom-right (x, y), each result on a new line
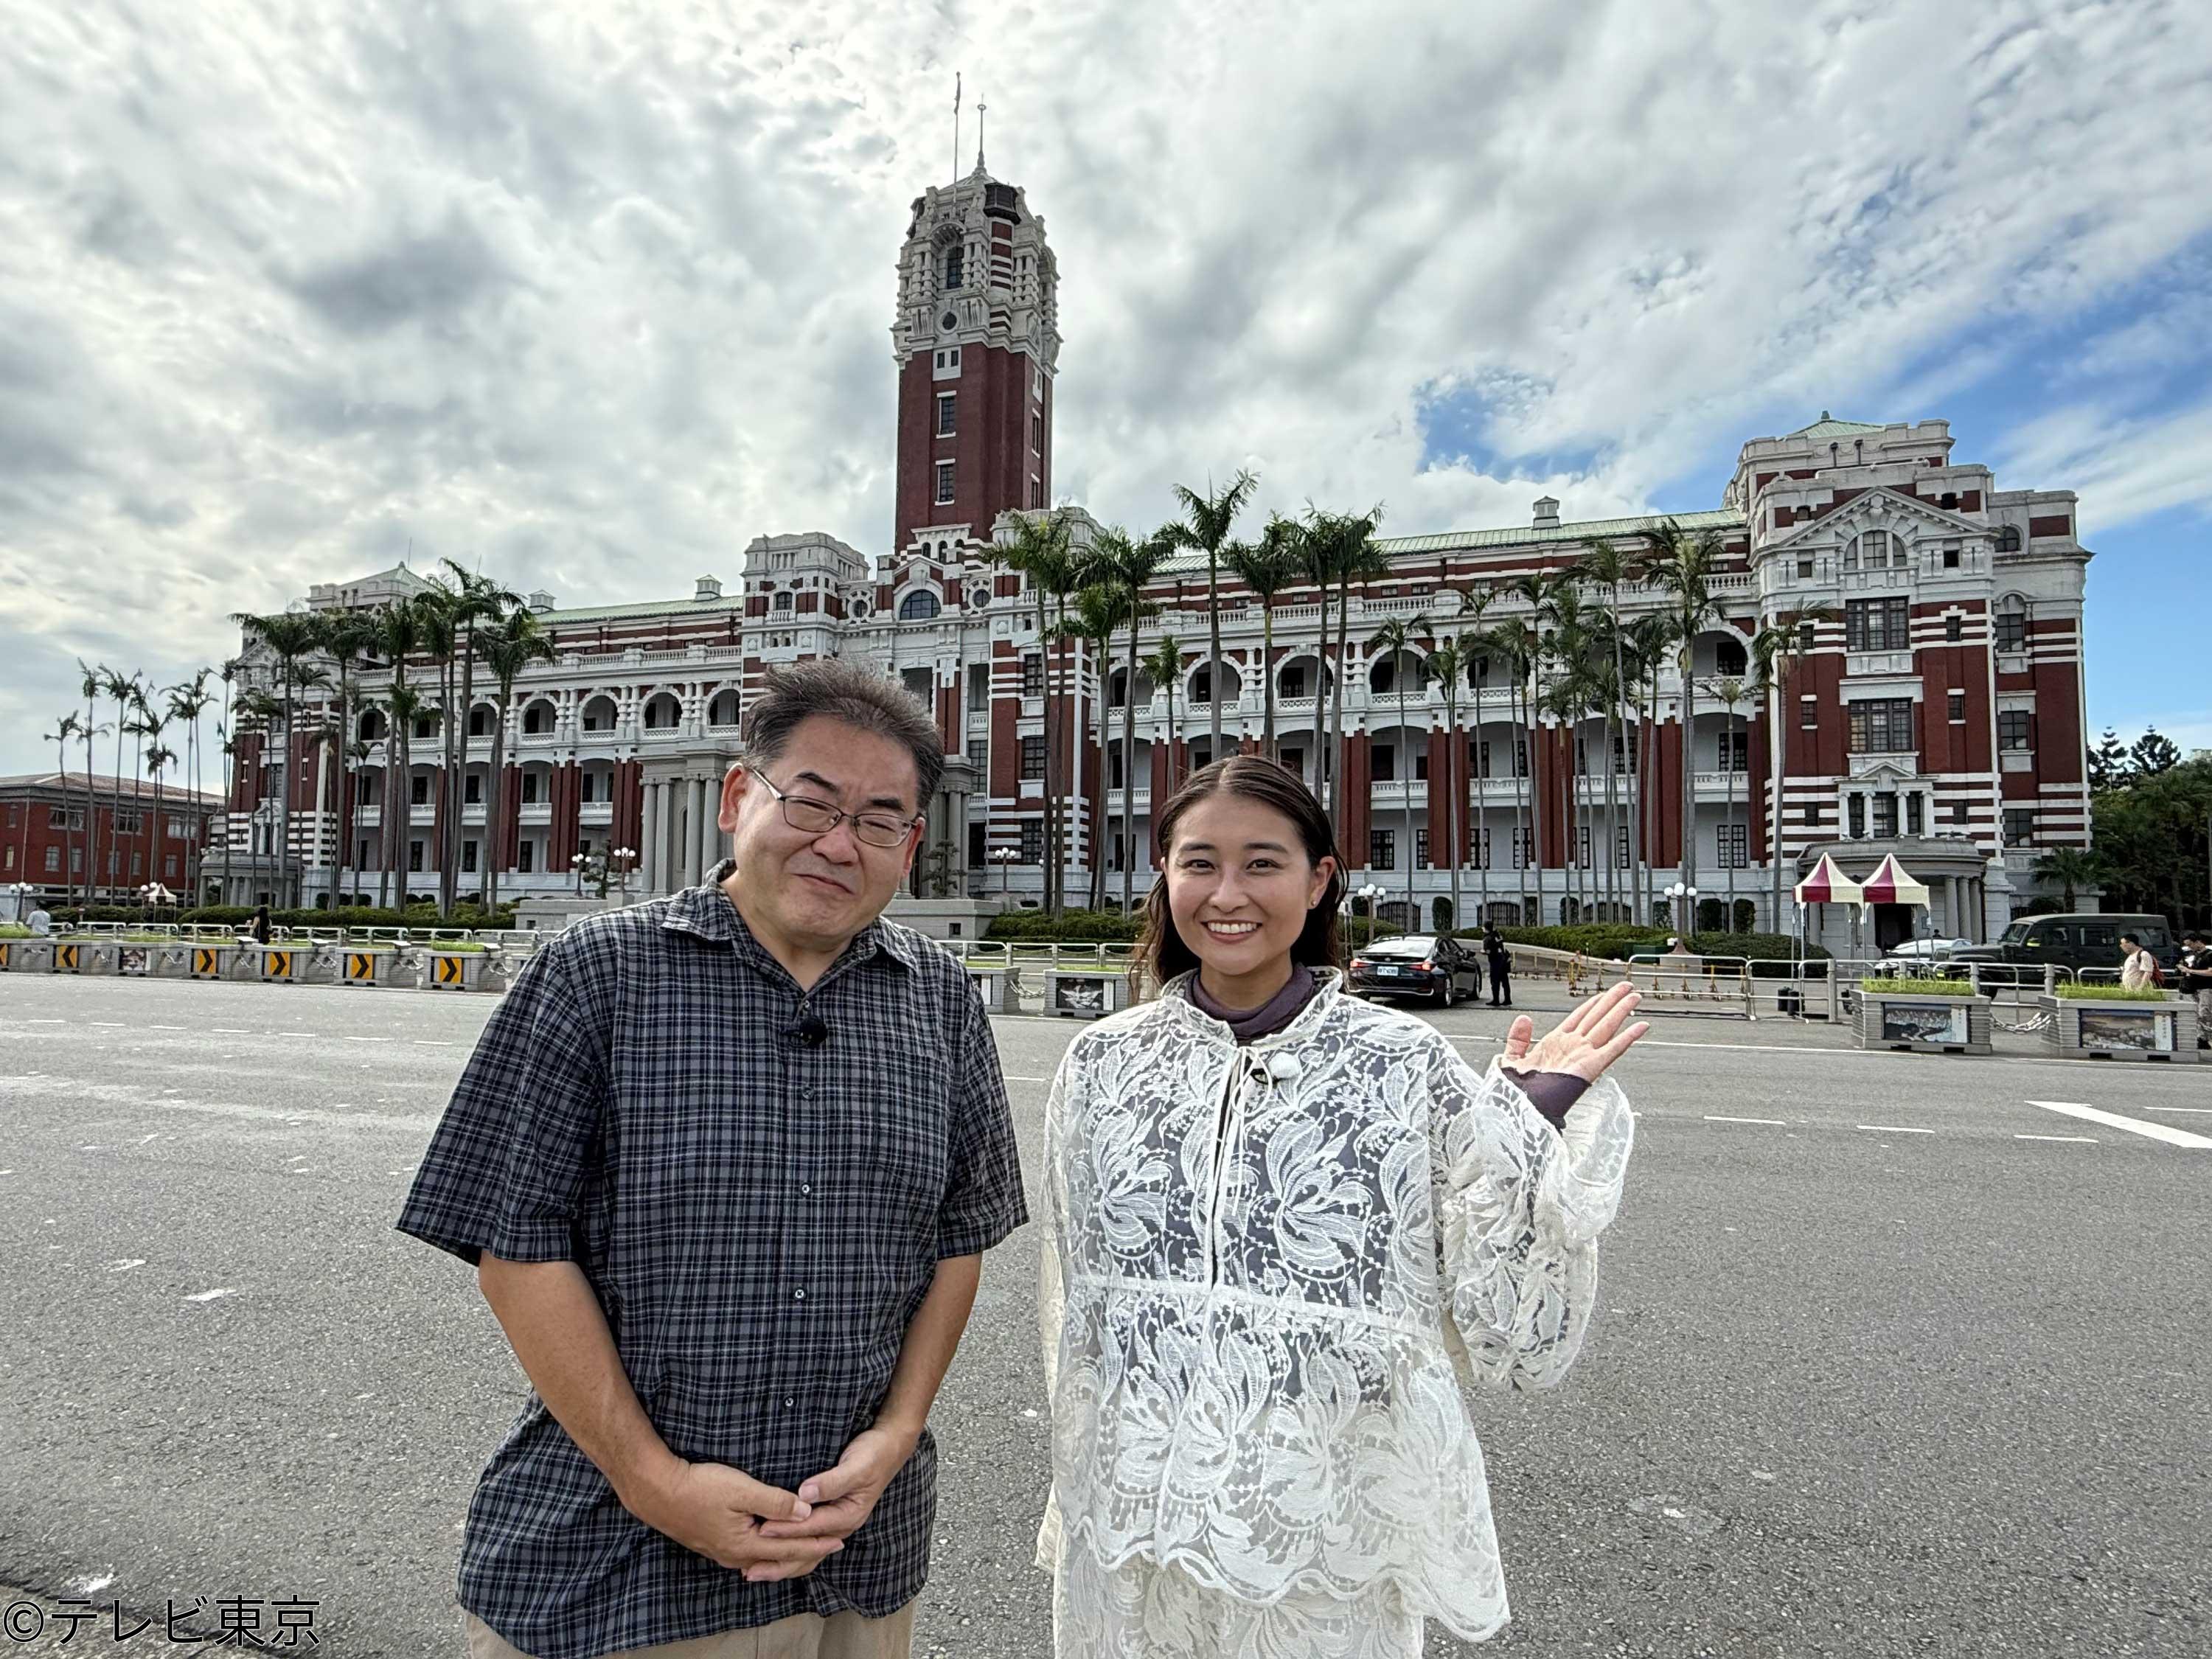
top-left (462, 1602), bottom-right (915, 1659)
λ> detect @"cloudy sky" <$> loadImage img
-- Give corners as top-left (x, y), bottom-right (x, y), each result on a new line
top-left (4, 0), bottom-right (2210, 779)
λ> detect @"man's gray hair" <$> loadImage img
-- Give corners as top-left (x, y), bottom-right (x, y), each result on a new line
top-left (740, 658), bottom-right (945, 808)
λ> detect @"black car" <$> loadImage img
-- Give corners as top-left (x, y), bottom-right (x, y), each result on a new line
top-left (1348, 933), bottom-right (1482, 1007)
top-left (1947, 911), bottom-right (2178, 992)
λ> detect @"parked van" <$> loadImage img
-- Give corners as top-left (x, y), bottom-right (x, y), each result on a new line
top-left (1948, 912), bottom-right (2177, 990)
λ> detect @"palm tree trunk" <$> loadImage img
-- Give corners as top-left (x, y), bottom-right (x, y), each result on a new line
top-left (1207, 552), bottom-right (1224, 762)
top-left (1770, 674), bottom-right (1787, 936)
top-left (487, 691), bottom-right (510, 913)
top-left (1259, 604), bottom-right (1276, 762)
top-left (1121, 627), bottom-right (1141, 914)
top-left (1398, 677), bottom-right (1414, 928)
top-left (1091, 645), bottom-right (1110, 913)
top-left (1444, 685), bottom-right (1461, 934)
top-left (1331, 585), bottom-right (1351, 841)
top-left (1679, 653), bottom-right (1697, 933)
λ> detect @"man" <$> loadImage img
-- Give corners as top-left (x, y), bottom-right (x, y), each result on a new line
top-left (397, 660), bottom-right (1027, 1659)
top-left (2177, 931), bottom-right (2212, 1045)
top-left (26, 903), bottom-right (51, 936)
top-left (2118, 930), bottom-right (2157, 992)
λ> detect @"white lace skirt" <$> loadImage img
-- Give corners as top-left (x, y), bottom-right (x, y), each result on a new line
top-left (1051, 1548), bottom-right (1426, 1659)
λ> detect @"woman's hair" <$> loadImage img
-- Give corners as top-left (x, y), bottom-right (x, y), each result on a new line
top-left (1133, 756), bottom-right (1345, 991)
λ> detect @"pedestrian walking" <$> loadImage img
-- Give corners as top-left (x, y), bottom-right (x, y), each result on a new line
top-left (246, 903), bottom-right (271, 944)
top-left (1484, 919), bottom-right (1512, 1006)
top-left (26, 903), bottom-right (51, 936)
top-left (1035, 757), bottom-right (1646, 1658)
top-left (397, 660), bottom-right (1028, 1659)
top-left (2179, 931), bottom-right (2212, 1047)
top-left (2118, 931), bottom-right (2158, 991)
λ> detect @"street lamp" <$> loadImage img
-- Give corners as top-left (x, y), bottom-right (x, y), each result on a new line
top-left (989, 845), bottom-right (1018, 897)
top-left (1665, 880), bottom-right (1699, 933)
top-left (612, 846), bottom-right (636, 897)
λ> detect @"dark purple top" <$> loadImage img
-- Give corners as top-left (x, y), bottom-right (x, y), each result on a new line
top-left (1185, 968), bottom-right (1588, 1130)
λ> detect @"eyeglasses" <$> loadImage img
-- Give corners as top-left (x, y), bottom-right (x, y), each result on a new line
top-left (751, 769), bottom-right (919, 849)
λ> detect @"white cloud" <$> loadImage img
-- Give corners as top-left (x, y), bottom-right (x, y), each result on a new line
top-left (3, 0), bottom-right (2211, 771)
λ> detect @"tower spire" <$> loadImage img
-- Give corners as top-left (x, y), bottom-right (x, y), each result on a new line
top-left (952, 73), bottom-right (961, 184)
top-left (975, 100), bottom-right (987, 173)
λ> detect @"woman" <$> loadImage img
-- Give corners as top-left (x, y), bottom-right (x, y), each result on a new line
top-left (1484, 918), bottom-right (1512, 1006)
top-left (1037, 757), bottom-right (1646, 1658)
top-left (246, 903), bottom-right (272, 945)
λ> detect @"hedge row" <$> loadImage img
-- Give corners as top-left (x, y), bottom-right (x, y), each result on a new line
top-left (1479, 923), bottom-right (1824, 964)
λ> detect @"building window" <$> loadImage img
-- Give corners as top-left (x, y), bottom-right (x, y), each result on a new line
top-left (517, 840), bottom-right (533, 872)
top-left (115, 810), bottom-right (143, 835)
top-left (45, 846), bottom-right (60, 873)
top-left (1373, 745), bottom-right (1397, 783)
top-left (2003, 809), bottom-right (2034, 846)
top-left (1370, 830), bottom-right (1395, 871)
top-left (1798, 620), bottom-right (1818, 655)
top-left (1515, 737), bottom-right (1529, 778)
top-left (1998, 709), bottom-right (2032, 751)
top-left (1714, 637), bottom-right (1748, 675)
top-left (936, 392), bottom-right (956, 437)
top-left (1020, 734), bottom-right (1046, 780)
top-left (1022, 654), bottom-right (1043, 696)
top-left (1618, 824), bottom-right (1631, 869)
top-left (1848, 698), bottom-right (1915, 754)
top-left (1718, 824), bottom-right (1748, 868)
top-left (1018, 820), bottom-right (1043, 863)
top-left (1415, 830), bottom-right (1430, 870)
top-left (1800, 695), bottom-right (1819, 729)
top-left (1029, 476), bottom-right (1043, 509)
top-left (1951, 801), bottom-right (1969, 826)
top-left (409, 839), bottom-right (425, 872)
top-left (1943, 546), bottom-right (1961, 569)
top-left (1032, 411), bottom-right (1043, 454)
top-left (967, 662), bottom-right (990, 713)
top-left (934, 461), bottom-right (955, 505)
top-left (1512, 828), bottom-right (1534, 869)
top-left (1994, 608), bottom-right (2027, 651)
top-left (1717, 730), bottom-right (1750, 772)
top-left (773, 590), bottom-right (793, 613)
top-left (1802, 803), bottom-right (1820, 827)
top-left (465, 775), bottom-right (483, 804)
top-left (1997, 524), bottom-right (2022, 552)
top-left (411, 774), bottom-right (431, 806)
top-left (521, 773), bottom-right (540, 804)
top-left (462, 841), bottom-right (479, 873)
top-left (1848, 795), bottom-right (1866, 838)
top-left (1871, 793), bottom-right (1899, 838)
top-left (1469, 827), bottom-right (1492, 870)
top-left (1844, 596), bottom-right (1910, 652)
top-left (942, 246), bottom-right (963, 289)
top-left (1575, 825), bottom-right (1591, 869)
top-left (1796, 556), bottom-right (1814, 580)
top-left (899, 588), bottom-right (942, 621)
top-left (1948, 691), bottom-right (1966, 723)
top-left (1906, 793), bottom-right (1924, 835)
top-left (1945, 613), bottom-right (1963, 642)
top-left (1843, 529), bottom-right (1905, 571)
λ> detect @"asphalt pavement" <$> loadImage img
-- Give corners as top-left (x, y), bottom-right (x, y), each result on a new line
top-left (2, 973), bottom-right (2207, 1657)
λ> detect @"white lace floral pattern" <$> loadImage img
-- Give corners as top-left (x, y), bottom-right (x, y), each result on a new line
top-left (1037, 971), bottom-right (1635, 1646)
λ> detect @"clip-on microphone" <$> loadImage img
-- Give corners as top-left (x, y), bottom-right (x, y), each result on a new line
top-left (781, 1010), bottom-right (830, 1048)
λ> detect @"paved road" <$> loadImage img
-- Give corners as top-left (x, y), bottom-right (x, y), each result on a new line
top-left (2, 973), bottom-right (2207, 1657)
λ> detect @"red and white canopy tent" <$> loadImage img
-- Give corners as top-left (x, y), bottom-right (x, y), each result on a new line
top-left (1857, 853), bottom-right (1932, 909)
top-left (1792, 853), bottom-right (1863, 908)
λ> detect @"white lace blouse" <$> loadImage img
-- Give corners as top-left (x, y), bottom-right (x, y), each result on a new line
top-left (1035, 970), bottom-right (1635, 1641)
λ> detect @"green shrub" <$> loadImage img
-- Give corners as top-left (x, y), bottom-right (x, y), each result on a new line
top-left (1456, 924), bottom-right (1827, 978)
top-left (2053, 981), bottom-right (2168, 1001)
top-left (986, 909), bottom-right (1143, 943)
top-left (1861, 977), bottom-right (1975, 994)
top-left (0, 922), bottom-right (29, 939)
top-left (173, 902), bottom-right (518, 931)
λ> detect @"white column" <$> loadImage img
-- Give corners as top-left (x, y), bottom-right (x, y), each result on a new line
top-left (683, 777), bottom-right (703, 887)
top-left (698, 773), bottom-right (722, 876)
top-left (641, 782), bottom-right (661, 894)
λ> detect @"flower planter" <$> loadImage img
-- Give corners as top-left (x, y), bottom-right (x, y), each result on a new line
top-left (1857, 991), bottom-right (1992, 1054)
top-left (1044, 969), bottom-right (1128, 1020)
top-left (241, 945), bottom-right (305, 984)
top-left (966, 966), bottom-right (1022, 1013)
top-left (152, 944), bottom-right (197, 979)
top-left (116, 944), bottom-right (156, 976)
top-left (4, 939), bottom-right (55, 974)
top-left (338, 948), bottom-right (397, 987)
top-left (52, 940), bottom-right (122, 975)
top-left (188, 943), bottom-right (241, 981)
top-left (2039, 994), bottom-right (2199, 1063)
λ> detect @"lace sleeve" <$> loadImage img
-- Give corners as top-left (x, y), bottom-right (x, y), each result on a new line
top-left (1033, 1043), bottom-right (1078, 1573)
top-left (1430, 1046), bottom-right (1635, 1392)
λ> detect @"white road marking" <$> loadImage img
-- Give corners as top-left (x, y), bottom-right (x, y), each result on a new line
top-left (1004, 1074), bottom-right (1051, 1082)
top-left (411, 1040), bottom-right (453, 1048)
top-left (2026, 1100), bottom-right (2212, 1149)
top-left (183, 1287), bottom-right (236, 1302)
top-left (91, 1021), bottom-right (125, 1028)
top-left (209, 1028), bottom-right (248, 1034)
top-left (71, 1571), bottom-right (116, 1595)
top-left (105, 1259), bottom-right (146, 1272)
top-left (2143, 1106), bottom-right (2212, 1114)
top-left (344, 1035), bottom-right (389, 1043)
top-left (148, 1024), bottom-right (186, 1031)
top-left (1856, 1124), bottom-right (1933, 1134)
top-left (1704, 1115), bottom-right (1787, 1125)
top-left (25, 1018), bottom-right (66, 1024)
top-left (278, 1031), bottom-right (316, 1038)
top-left (2016, 1133), bottom-right (2098, 1143)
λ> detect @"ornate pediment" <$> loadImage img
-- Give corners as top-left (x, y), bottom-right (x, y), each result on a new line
top-left (1768, 486), bottom-right (1988, 552)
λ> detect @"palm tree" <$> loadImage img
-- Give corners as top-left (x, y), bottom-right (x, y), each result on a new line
top-left (165, 670), bottom-right (216, 900)
top-left (1223, 515), bottom-right (1307, 764)
top-left (76, 715), bottom-right (111, 906)
top-left (383, 682), bottom-right (428, 907)
top-left (1301, 506), bottom-right (1388, 837)
top-left (43, 714), bottom-right (81, 905)
top-left (311, 610), bottom-right (379, 913)
top-left (1142, 634), bottom-right (1185, 806)
top-left (1706, 673), bottom-right (1750, 930)
top-left (125, 689), bottom-right (165, 894)
top-left (98, 666), bottom-right (136, 900)
top-left (1367, 614), bottom-right (1430, 929)
top-left (1624, 612), bottom-right (1675, 926)
top-left (479, 608), bottom-right (556, 914)
top-left (994, 509), bottom-right (1082, 914)
top-left (1750, 608), bottom-right (1830, 934)
top-left (1062, 582), bottom-right (1133, 913)
top-left (1084, 524), bottom-right (1171, 911)
top-left (234, 688), bottom-right (282, 902)
top-left (1639, 520), bottom-right (1725, 933)
top-left (1169, 469), bottom-right (1259, 763)
top-left (74, 659), bottom-right (104, 904)
top-left (434, 560), bottom-right (523, 915)
top-left (230, 610), bottom-right (323, 907)
top-left (368, 598), bottom-right (428, 910)
top-left (145, 742), bottom-right (176, 895)
top-left (2033, 845), bottom-right (2103, 911)
top-left (1578, 538), bottom-right (1637, 921)
top-left (1425, 638), bottom-right (1468, 934)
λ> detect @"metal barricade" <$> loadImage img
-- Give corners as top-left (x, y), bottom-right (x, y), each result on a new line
top-left (1627, 952), bottom-right (1754, 1018)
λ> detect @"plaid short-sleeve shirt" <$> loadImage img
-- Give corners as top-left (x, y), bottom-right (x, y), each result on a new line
top-left (396, 865), bottom-right (1027, 1659)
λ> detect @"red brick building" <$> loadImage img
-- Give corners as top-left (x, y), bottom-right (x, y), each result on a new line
top-left (1, 771), bottom-right (222, 905)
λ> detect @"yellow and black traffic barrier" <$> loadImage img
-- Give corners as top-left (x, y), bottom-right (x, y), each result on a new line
top-left (53, 943), bottom-right (79, 973)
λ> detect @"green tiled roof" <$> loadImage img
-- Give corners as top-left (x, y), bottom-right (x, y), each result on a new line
top-left (1158, 507), bottom-right (1742, 573)
top-left (1787, 413), bottom-right (1888, 439)
top-left (540, 595), bottom-right (746, 625)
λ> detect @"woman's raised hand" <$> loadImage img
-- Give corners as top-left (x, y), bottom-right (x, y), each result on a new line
top-left (1500, 981), bottom-right (1650, 1084)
